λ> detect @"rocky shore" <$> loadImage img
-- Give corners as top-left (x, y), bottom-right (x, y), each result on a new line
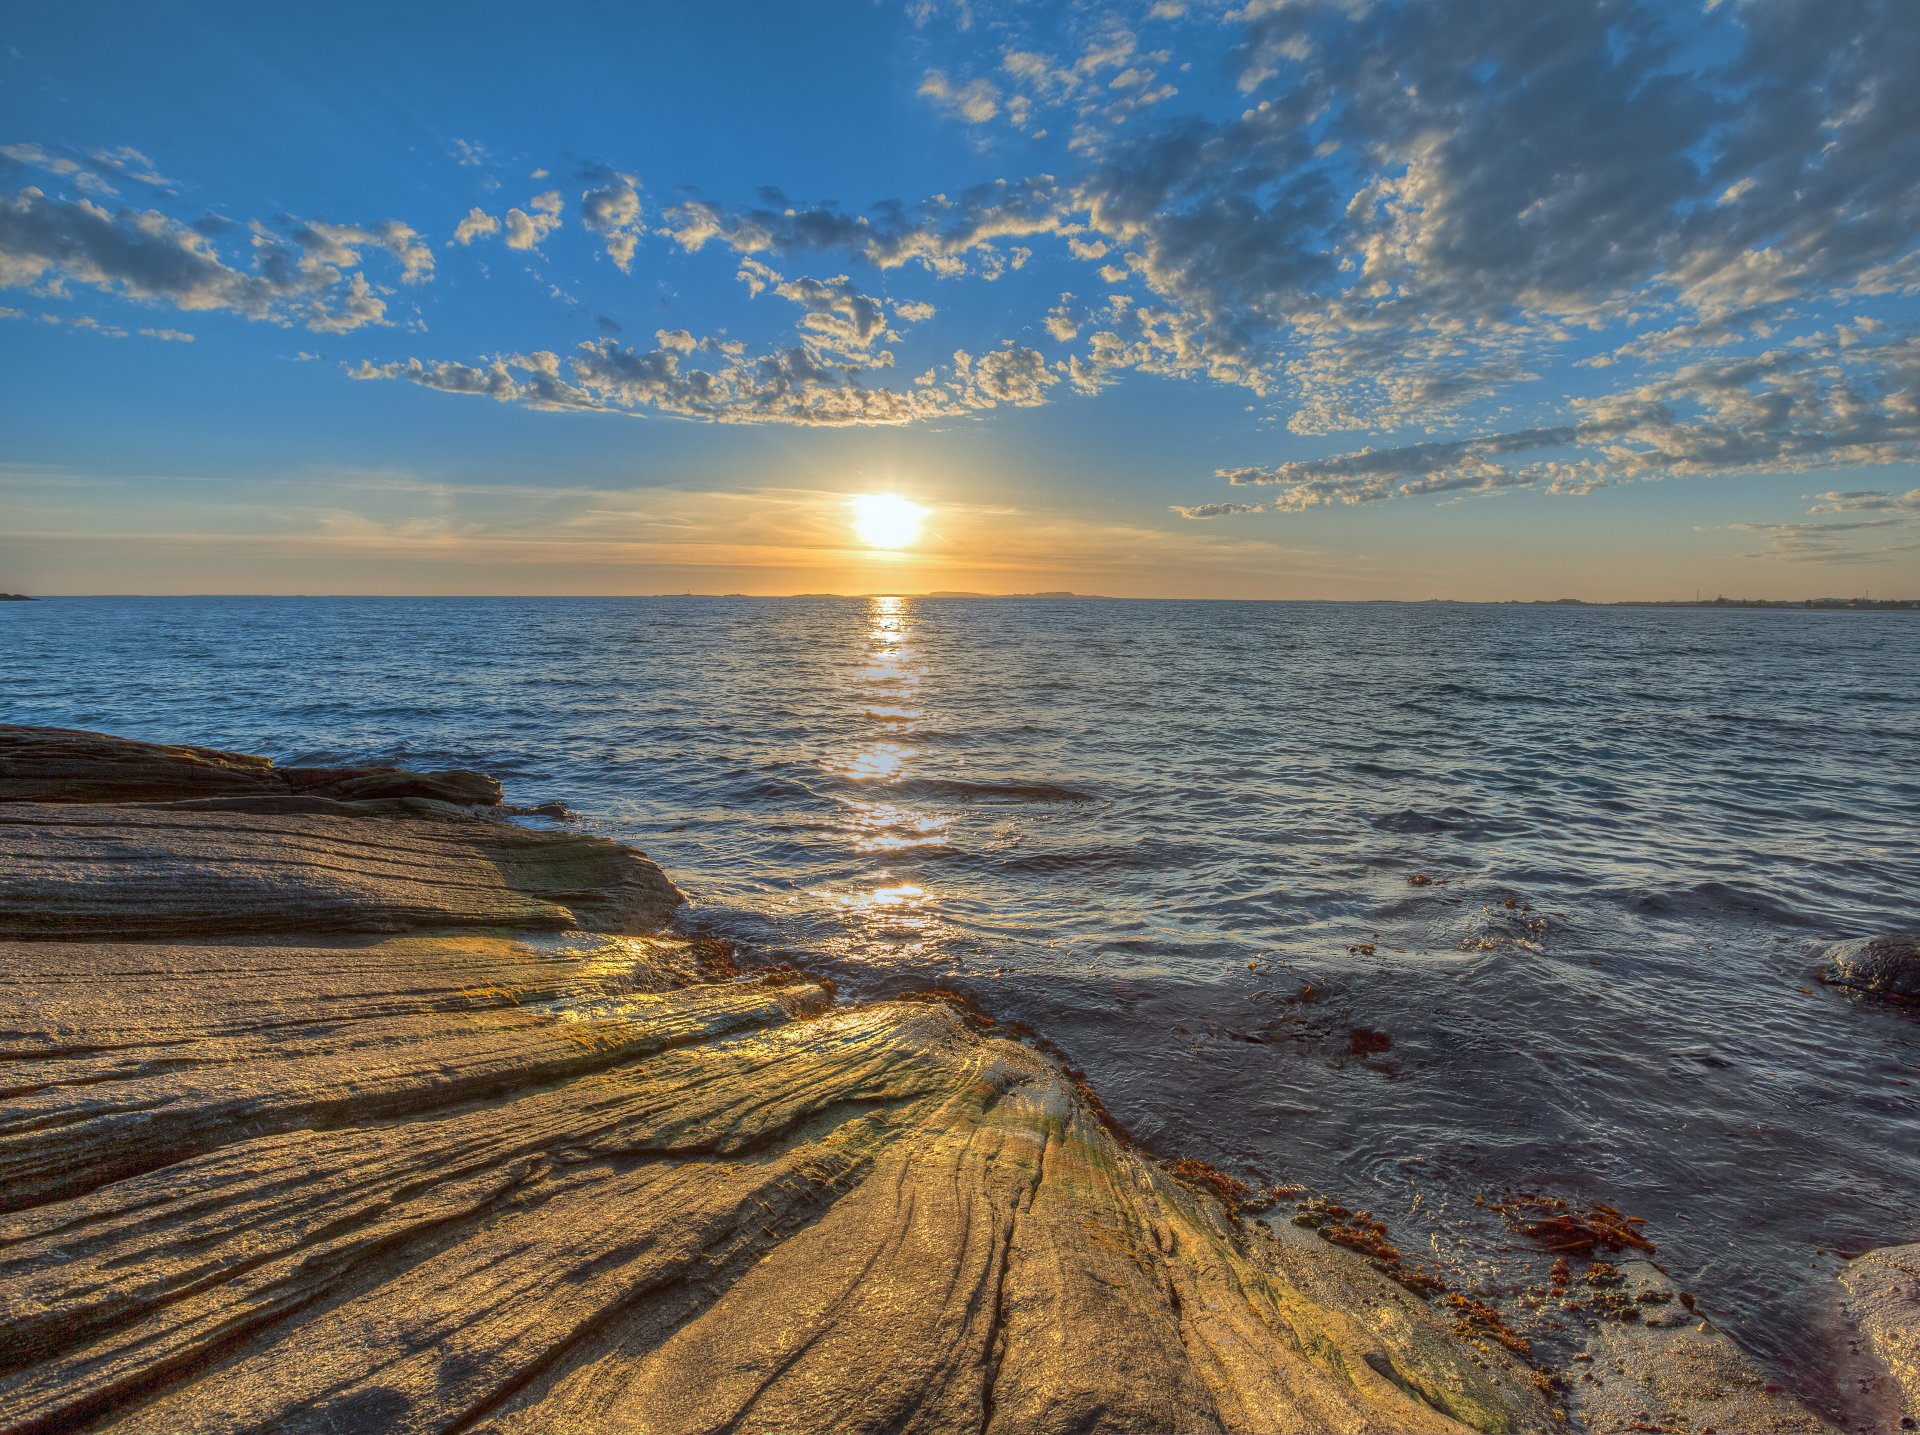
top-left (0, 725), bottom-right (1901, 1433)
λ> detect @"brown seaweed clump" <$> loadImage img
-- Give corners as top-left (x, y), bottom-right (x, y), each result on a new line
top-left (1167, 1158), bottom-right (1253, 1213)
top-left (1292, 1197), bottom-right (1447, 1296)
top-left (1445, 1292), bottom-right (1534, 1359)
top-left (1478, 1191), bottom-right (1656, 1256)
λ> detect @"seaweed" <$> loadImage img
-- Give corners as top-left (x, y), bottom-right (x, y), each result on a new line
top-left (1446, 1291), bottom-right (1534, 1359)
top-left (1292, 1197), bottom-right (1447, 1295)
top-left (1345, 1026), bottom-right (1393, 1056)
top-left (1167, 1157), bottom-right (1253, 1213)
top-left (1476, 1190), bottom-right (1656, 1255)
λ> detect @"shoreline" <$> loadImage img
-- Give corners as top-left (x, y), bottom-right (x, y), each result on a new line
top-left (0, 725), bottom-right (1906, 1433)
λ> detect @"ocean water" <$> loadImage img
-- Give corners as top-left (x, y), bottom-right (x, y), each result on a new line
top-left (5, 594), bottom-right (1917, 1404)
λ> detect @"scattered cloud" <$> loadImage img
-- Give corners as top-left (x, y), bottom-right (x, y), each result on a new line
top-left (452, 207), bottom-right (500, 246)
top-left (580, 174), bottom-right (642, 270)
top-left (919, 70), bottom-right (1000, 124)
top-left (0, 187), bottom-right (428, 333)
top-left (503, 191), bottom-right (563, 251)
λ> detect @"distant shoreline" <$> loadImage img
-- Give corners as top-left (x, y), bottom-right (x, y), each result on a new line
top-left (7, 592), bottom-right (1915, 609)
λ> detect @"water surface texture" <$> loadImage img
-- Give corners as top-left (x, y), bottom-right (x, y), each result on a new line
top-left (7, 596), bottom-right (1917, 1399)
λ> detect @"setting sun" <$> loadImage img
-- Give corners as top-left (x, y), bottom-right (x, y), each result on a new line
top-left (849, 494), bottom-right (927, 550)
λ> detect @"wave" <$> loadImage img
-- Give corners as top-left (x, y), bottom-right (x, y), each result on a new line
top-left (889, 776), bottom-right (1098, 805)
top-left (1604, 879), bottom-right (1822, 928)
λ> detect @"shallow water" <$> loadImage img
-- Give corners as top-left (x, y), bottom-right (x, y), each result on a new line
top-left (6, 595), bottom-right (1917, 1402)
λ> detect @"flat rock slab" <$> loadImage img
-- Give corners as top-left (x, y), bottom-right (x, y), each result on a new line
top-left (0, 801), bottom-right (683, 940)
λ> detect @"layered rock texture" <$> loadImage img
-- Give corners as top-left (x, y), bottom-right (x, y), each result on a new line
top-left (0, 727), bottom-right (1861, 1434)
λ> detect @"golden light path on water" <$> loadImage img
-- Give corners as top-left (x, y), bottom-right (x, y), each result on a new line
top-left (815, 595), bottom-right (951, 960)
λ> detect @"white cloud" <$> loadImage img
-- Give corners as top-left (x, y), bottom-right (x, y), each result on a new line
top-left (504, 191), bottom-right (563, 251)
top-left (919, 69), bottom-right (1000, 123)
top-left (580, 177), bottom-right (642, 270)
top-left (452, 207), bottom-right (501, 246)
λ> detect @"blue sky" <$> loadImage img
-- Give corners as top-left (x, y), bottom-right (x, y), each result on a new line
top-left (2, 0), bottom-right (1917, 597)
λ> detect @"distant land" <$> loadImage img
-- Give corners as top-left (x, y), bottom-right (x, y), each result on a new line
top-left (5, 592), bottom-right (1912, 608)
top-left (1515, 596), bottom-right (1917, 611)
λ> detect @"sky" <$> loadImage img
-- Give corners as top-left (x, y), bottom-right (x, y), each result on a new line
top-left (1, 0), bottom-right (1917, 599)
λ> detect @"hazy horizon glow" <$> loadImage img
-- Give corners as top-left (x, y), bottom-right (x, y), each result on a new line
top-left (2, 1), bottom-right (1918, 599)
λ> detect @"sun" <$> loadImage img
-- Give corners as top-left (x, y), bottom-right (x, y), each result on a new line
top-left (849, 493), bottom-right (927, 550)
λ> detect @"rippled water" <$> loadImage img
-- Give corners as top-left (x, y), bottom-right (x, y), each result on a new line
top-left (6, 595), bottom-right (1917, 1403)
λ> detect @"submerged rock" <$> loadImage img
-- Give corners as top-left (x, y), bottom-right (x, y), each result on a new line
top-left (0, 725), bottom-right (1842, 1434)
top-left (1819, 933), bottom-right (1920, 1004)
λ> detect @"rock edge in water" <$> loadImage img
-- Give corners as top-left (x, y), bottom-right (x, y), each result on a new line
top-left (1819, 932), bottom-right (1920, 1005)
top-left (0, 726), bottom-right (1842, 1435)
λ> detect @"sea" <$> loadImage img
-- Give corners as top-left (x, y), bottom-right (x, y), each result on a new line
top-left (5, 594), bottom-right (1916, 1409)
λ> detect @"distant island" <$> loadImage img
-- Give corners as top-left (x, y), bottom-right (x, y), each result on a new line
top-left (0, 593), bottom-right (35, 602)
top-left (1514, 596), bottom-right (1917, 611)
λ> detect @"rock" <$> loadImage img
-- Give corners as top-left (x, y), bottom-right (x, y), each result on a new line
top-left (1839, 1243), bottom-right (1920, 1424)
top-left (0, 592), bottom-right (34, 600)
top-left (0, 725), bottom-right (1835, 1435)
top-left (0, 725), bottom-right (503, 807)
top-left (1564, 1261), bottom-right (1836, 1433)
top-left (281, 764), bottom-right (504, 805)
top-left (0, 724), bottom-right (282, 803)
top-left (0, 800), bottom-right (682, 940)
top-left (1819, 933), bottom-right (1920, 1004)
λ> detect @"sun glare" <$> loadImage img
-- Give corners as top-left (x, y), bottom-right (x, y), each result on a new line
top-left (850, 493), bottom-right (926, 550)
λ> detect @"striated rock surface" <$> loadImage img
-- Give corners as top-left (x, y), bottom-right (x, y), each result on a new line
top-left (0, 724), bottom-right (500, 806)
top-left (1838, 1244), bottom-right (1920, 1425)
top-left (0, 727), bottom-right (1842, 1434)
top-left (1819, 933), bottom-right (1920, 1005)
top-left (0, 799), bottom-right (683, 941)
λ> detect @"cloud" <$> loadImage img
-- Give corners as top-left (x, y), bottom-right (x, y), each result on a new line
top-left (0, 186), bottom-right (431, 333)
top-left (1807, 487), bottom-right (1920, 514)
top-left (138, 326), bottom-right (193, 342)
top-left (1184, 333), bottom-right (1920, 513)
top-left (919, 70), bottom-right (999, 124)
top-left (452, 207), bottom-right (500, 245)
top-left (450, 139), bottom-right (490, 168)
top-left (1729, 515), bottom-right (1920, 565)
top-left (503, 191), bottom-right (563, 251)
top-left (349, 325), bottom-right (1068, 428)
top-left (580, 176), bottom-right (642, 270)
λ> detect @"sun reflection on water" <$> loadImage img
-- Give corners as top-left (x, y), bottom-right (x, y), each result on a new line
top-left (813, 595), bottom-right (956, 963)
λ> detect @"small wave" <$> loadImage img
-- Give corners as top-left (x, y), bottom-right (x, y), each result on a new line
top-left (1368, 806), bottom-right (1532, 839)
top-left (889, 776), bottom-right (1098, 805)
top-left (1608, 880), bottom-right (1822, 928)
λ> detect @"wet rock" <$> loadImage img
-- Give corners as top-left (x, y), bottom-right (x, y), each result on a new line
top-left (1562, 1261), bottom-right (1835, 1433)
top-left (281, 764), bottom-right (503, 805)
top-left (1819, 933), bottom-right (1920, 1004)
top-left (1839, 1243), bottom-right (1920, 1423)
